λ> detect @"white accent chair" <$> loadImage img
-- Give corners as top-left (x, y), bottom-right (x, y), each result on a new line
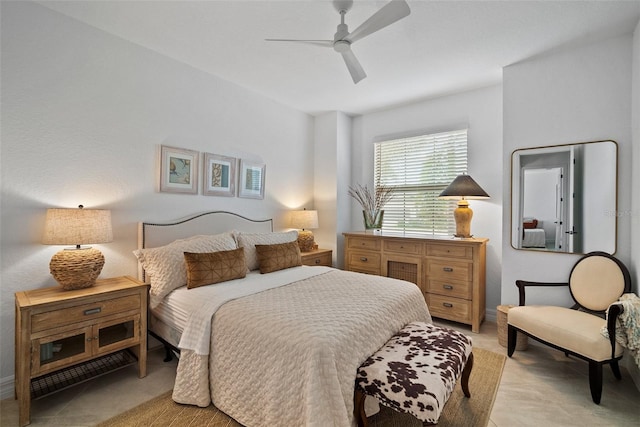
top-left (507, 251), bottom-right (631, 404)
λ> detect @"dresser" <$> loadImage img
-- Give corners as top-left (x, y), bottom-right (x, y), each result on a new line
top-left (343, 232), bottom-right (488, 333)
top-left (15, 276), bottom-right (148, 426)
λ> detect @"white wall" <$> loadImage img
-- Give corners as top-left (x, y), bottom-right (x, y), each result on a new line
top-left (630, 19), bottom-right (640, 390)
top-left (313, 111), bottom-right (352, 265)
top-left (502, 35), bottom-right (634, 306)
top-left (0, 1), bottom-right (314, 394)
top-left (351, 85), bottom-right (503, 318)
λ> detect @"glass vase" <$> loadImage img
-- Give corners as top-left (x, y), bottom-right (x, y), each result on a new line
top-left (363, 210), bottom-right (384, 230)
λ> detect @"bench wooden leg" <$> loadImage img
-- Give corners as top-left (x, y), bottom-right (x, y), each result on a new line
top-left (354, 388), bottom-right (368, 427)
top-left (461, 352), bottom-right (473, 398)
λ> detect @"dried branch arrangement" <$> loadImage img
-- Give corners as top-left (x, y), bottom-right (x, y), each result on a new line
top-left (348, 184), bottom-right (394, 225)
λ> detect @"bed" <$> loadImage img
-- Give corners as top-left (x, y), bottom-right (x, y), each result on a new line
top-left (135, 211), bottom-right (431, 427)
top-left (522, 228), bottom-right (546, 248)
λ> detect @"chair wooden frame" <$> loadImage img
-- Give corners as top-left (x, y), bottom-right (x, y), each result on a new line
top-left (507, 251), bottom-right (631, 404)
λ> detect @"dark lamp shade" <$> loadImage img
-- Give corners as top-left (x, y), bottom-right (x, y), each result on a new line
top-left (439, 174), bottom-right (490, 200)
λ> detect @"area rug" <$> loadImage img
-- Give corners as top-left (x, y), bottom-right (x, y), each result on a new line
top-left (98, 347), bottom-right (505, 427)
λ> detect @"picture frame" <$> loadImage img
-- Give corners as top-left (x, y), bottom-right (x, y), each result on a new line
top-left (203, 153), bottom-right (236, 197)
top-left (238, 159), bottom-right (265, 199)
top-left (159, 145), bottom-right (199, 194)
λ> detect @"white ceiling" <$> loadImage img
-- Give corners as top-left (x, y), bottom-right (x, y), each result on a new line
top-left (39, 0), bottom-right (640, 116)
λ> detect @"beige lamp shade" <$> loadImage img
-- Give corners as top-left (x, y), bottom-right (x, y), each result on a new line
top-left (43, 205), bottom-right (113, 290)
top-left (439, 174), bottom-right (489, 238)
top-left (290, 209), bottom-right (318, 252)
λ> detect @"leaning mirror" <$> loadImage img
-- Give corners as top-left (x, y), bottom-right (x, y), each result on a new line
top-left (511, 140), bottom-right (617, 254)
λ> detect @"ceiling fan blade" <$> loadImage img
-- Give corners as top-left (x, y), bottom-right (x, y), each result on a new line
top-left (341, 49), bottom-right (367, 84)
top-left (265, 39), bottom-right (333, 48)
top-left (344, 0), bottom-right (410, 44)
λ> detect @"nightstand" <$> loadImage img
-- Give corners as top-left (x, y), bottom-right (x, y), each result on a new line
top-left (300, 248), bottom-right (333, 267)
top-left (15, 276), bottom-right (148, 427)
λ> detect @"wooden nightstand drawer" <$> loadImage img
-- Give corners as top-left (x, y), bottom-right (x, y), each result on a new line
top-left (426, 259), bottom-right (472, 282)
top-left (426, 278), bottom-right (471, 299)
top-left (301, 249), bottom-right (332, 267)
top-left (32, 295), bottom-right (140, 333)
top-left (426, 294), bottom-right (471, 323)
top-left (427, 244), bottom-right (473, 259)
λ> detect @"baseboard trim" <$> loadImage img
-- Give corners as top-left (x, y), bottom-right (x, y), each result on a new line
top-left (1, 375), bottom-right (15, 401)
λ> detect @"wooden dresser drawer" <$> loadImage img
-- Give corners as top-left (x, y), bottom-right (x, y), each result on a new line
top-left (426, 259), bottom-right (472, 282)
top-left (427, 244), bottom-right (473, 259)
top-left (426, 294), bottom-right (471, 323)
top-left (32, 295), bottom-right (141, 333)
top-left (346, 250), bottom-right (381, 275)
top-left (383, 239), bottom-right (423, 255)
top-left (347, 237), bottom-right (381, 251)
top-left (426, 278), bottom-right (471, 300)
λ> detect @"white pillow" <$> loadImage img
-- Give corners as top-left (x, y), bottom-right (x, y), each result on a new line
top-left (235, 231), bottom-right (298, 271)
top-left (133, 232), bottom-right (237, 306)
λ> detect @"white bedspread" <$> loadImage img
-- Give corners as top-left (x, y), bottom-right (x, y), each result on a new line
top-left (523, 228), bottom-right (546, 248)
top-left (172, 267), bottom-right (431, 427)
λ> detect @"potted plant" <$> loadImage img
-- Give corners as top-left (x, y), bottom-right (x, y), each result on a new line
top-left (348, 183), bottom-right (394, 230)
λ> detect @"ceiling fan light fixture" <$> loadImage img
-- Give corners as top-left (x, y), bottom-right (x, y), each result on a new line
top-left (333, 40), bottom-right (351, 53)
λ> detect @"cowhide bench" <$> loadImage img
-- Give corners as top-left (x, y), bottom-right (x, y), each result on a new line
top-left (354, 322), bottom-right (473, 426)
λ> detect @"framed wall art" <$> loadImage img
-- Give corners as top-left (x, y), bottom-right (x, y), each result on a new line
top-left (159, 145), bottom-right (199, 194)
top-left (238, 159), bottom-right (265, 200)
top-left (203, 152), bottom-right (236, 197)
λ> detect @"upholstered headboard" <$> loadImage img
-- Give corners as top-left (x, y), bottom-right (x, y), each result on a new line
top-left (137, 211), bottom-right (273, 281)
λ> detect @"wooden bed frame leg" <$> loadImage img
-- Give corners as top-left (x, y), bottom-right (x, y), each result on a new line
top-left (354, 388), bottom-right (368, 427)
top-left (461, 352), bottom-right (473, 398)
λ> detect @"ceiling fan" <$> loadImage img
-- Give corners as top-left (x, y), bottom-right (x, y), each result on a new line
top-left (266, 0), bottom-right (411, 84)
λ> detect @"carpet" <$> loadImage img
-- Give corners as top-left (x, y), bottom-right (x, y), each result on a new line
top-left (98, 347), bottom-right (505, 427)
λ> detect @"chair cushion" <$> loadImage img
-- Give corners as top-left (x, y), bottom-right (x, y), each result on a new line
top-left (508, 306), bottom-right (623, 361)
top-left (570, 255), bottom-right (625, 311)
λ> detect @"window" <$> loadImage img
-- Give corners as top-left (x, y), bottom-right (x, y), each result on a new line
top-left (374, 129), bottom-right (467, 235)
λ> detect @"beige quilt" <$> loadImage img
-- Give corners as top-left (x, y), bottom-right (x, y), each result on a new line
top-left (173, 269), bottom-right (431, 427)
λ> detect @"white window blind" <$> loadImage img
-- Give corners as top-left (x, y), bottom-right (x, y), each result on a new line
top-left (374, 129), bottom-right (468, 235)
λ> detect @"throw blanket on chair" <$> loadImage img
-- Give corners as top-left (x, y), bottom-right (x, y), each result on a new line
top-left (602, 293), bottom-right (640, 369)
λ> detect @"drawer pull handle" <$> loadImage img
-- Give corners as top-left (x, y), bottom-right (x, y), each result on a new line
top-left (84, 308), bottom-right (101, 316)
top-left (443, 284), bottom-right (454, 290)
top-left (443, 303), bottom-right (453, 308)
top-left (315, 259), bottom-right (321, 264)
top-left (443, 267), bottom-right (454, 272)
top-left (360, 257), bottom-right (368, 262)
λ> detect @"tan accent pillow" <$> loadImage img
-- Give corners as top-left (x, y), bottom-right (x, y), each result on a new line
top-left (236, 230), bottom-right (298, 271)
top-left (184, 247), bottom-right (247, 289)
top-left (133, 232), bottom-right (238, 304)
top-left (255, 241), bottom-right (302, 274)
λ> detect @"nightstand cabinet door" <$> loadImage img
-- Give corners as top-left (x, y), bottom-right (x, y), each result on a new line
top-left (32, 326), bottom-right (93, 376)
top-left (95, 314), bottom-right (140, 355)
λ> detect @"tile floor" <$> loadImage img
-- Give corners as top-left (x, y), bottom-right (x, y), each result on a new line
top-left (2, 320), bottom-right (639, 426)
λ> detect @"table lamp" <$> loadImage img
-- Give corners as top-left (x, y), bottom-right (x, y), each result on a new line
top-left (439, 174), bottom-right (489, 238)
top-left (42, 205), bottom-right (113, 290)
top-left (290, 209), bottom-right (319, 252)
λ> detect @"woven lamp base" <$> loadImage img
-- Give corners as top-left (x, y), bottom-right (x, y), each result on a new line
top-left (50, 247), bottom-right (105, 290)
top-left (297, 230), bottom-right (315, 252)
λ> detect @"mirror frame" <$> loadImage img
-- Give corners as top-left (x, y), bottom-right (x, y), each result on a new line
top-left (510, 140), bottom-right (618, 254)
